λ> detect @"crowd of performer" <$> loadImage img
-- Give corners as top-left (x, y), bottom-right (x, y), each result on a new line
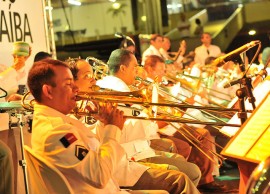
top-left (0, 32), bottom-right (270, 194)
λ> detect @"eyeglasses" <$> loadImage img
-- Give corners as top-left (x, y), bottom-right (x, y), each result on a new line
top-left (83, 73), bottom-right (94, 80)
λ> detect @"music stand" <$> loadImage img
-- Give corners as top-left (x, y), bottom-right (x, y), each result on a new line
top-left (221, 91), bottom-right (270, 193)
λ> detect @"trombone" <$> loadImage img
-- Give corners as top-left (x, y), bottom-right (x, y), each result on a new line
top-left (165, 72), bottom-right (233, 105)
top-left (21, 89), bottom-right (241, 128)
top-left (21, 88), bottom-right (240, 165)
top-left (75, 90), bottom-right (241, 127)
top-left (163, 72), bottom-right (237, 120)
top-left (75, 89), bottom-right (236, 165)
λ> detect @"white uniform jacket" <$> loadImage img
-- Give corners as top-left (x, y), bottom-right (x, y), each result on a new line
top-left (97, 76), bottom-right (159, 158)
top-left (194, 44), bottom-right (221, 65)
top-left (142, 45), bottom-right (163, 66)
top-left (31, 104), bottom-right (130, 193)
top-left (96, 76), bottom-right (160, 141)
top-left (0, 67), bottom-right (19, 100)
top-left (72, 110), bottom-right (149, 187)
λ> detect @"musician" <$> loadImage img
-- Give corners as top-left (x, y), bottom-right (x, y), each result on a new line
top-left (141, 34), bottom-right (164, 65)
top-left (119, 37), bottom-right (136, 54)
top-left (194, 32), bottom-right (222, 66)
top-left (0, 52), bottom-right (31, 101)
top-left (204, 56), bottom-right (239, 106)
top-left (159, 37), bottom-right (186, 71)
top-left (95, 50), bottom-right (206, 185)
top-left (28, 58), bottom-right (199, 193)
top-left (67, 57), bottom-right (202, 189)
top-left (143, 55), bottom-right (228, 192)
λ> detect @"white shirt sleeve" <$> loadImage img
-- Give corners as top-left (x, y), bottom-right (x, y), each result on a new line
top-left (0, 67), bottom-right (19, 94)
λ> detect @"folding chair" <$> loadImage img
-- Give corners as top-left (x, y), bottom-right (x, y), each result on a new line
top-left (24, 145), bottom-right (168, 194)
top-left (23, 145), bottom-right (73, 194)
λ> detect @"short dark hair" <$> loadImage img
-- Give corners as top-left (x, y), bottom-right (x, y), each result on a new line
top-left (107, 49), bottom-right (133, 75)
top-left (144, 55), bottom-right (164, 70)
top-left (27, 59), bottom-right (68, 102)
top-left (34, 51), bottom-right (52, 62)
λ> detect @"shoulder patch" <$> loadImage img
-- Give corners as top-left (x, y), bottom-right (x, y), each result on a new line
top-left (85, 116), bottom-right (97, 125)
top-left (60, 133), bottom-right (77, 148)
top-left (75, 145), bottom-right (89, 161)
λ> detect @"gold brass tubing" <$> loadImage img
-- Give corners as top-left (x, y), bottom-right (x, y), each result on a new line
top-left (21, 91), bottom-right (35, 111)
top-left (158, 86), bottom-right (234, 124)
top-left (77, 94), bottom-right (240, 112)
top-left (169, 123), bottom-right (225, 166)
top-left (73, 110), bottom-right (241, 127)
top-left (136, 76), bottom-right (235, 122)
top-left (180, 124), bottom-right (225, 152)
top-left (173, 73), bottom-right (233, 98)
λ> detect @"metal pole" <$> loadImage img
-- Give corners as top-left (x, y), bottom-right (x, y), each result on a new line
top-left (44, 0), bottom-right (57, 59)
top-left (17, 114), bottom-right (29, 194)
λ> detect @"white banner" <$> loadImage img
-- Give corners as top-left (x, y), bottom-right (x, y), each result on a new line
top-left (0, 0), bottom-right (48, 84)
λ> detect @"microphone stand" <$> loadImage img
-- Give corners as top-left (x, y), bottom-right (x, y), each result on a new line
top-left (235, 76), bottom-right (256, 124)
top-left (235, 61), bottom-right (256, 124)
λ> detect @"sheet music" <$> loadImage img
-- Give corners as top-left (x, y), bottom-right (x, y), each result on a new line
top-left (222, 92), bottom-right (270, 163)
top-left (246, 124), bottom-right (270, 161)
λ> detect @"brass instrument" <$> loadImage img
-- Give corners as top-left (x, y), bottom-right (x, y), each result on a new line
top-left (86, 56), bottom-right (108, 80)
top-left (164, 72), bottom-right (234, 111)
top-left (21, 88), bottom-right (241, 165)
top-left (246, 156), bottom-right (270, 194)
top-left (76, 89), bottom-right (234, 165)
top-left (165, 72), bottom-right (201, 93)
top-left (21, 54), bottom-right (241, 166)
top-left (21, 89), bottom-right (240, 127)
top-left (80, 55), bottom-right (241, 165)
top-left (137, 75), bottom-right (235, 123)
top-left (21, 92), bottom-right (35, 111)
top-left (75, 90), bottom-right (240, 127)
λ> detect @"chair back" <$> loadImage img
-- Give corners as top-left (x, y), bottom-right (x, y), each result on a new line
top-left (24, 145), bottom-right (74, 194)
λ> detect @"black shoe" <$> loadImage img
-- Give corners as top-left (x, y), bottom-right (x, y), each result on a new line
top-left (198, 181), bottom-right (227, 192)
